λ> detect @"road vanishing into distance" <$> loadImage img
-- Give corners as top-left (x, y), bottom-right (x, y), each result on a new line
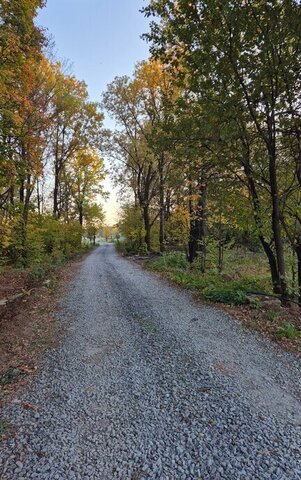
top-left (1, 244), bottom-right (301, 479)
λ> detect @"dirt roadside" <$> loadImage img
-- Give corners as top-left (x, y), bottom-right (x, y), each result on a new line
top-left (0, 256), bottom-right (86, 414)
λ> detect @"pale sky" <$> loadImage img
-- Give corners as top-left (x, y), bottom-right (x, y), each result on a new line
top-left (38, 0), bottom-right (150, 225)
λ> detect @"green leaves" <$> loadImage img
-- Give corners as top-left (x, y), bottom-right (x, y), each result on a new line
top-left (142, 0), bottom-right (301, 301)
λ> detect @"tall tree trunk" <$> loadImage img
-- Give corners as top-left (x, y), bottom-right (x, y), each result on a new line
top-left (53, 125), bottom-right (60, 217)
top-left (19, 144), bottom-right (26, 203)
top-left (9, 186), bottom-right (14, 205)
top-left (18, 147), bottom-right (33, 261)
top-left (158, 153), bottom-right (165, 253)
top-left (19, 180), bottom-right (24, 203)
top-left (217, 210), bottom-right (224, 273)
top-left (37, 179), bottom-right (41, 216)
top-left (295, 239), bottom-right (301, 306)
top-left (79, 204), bottom-right (84, 226)
top-left (24, 175), bottom-right (31, 224)
top-left (143, 205), bottom-right (151, 251)
top-left (53, 162), bottom-right (60, 217)
top-left (293, 130), bottom-right (301, 188)
top-left (20, 172), bottom-right (34, 263)
top-left (268, 149), bottom-right (288, 300)
top-left (53, 125), bottom-right (66, 219)
top-left (188, 179), bottom-right (194, 262)
top-left (188, 180), bottom-right (207, 271)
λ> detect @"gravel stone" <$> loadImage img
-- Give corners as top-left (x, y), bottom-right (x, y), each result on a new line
top-left (1, 244), bottom-right (301, 479)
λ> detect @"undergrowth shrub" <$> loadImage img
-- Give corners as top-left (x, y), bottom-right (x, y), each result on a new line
top-left (149, 253), bottom-right (188, 271)
top-left (203, 286), bottom-right (247, 305)
top-left (30, 263), bottom-right (51, 282)
top-left (147, 251), bottom-right (270, 306)
top-left (0, 212), bottom-right (90, 279)
top-left (116, 238), bottom-right (148, 255)
top-left (201, 276), bottom-right (269, 305)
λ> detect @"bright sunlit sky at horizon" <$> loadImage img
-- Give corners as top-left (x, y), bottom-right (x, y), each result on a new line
top-left (37, 0), bottom-right (150, 225)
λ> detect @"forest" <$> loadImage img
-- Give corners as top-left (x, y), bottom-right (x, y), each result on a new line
top-left (1, 2), bottom-right (301, 476)
top-left (1, 1), bottom-right (301, 311)
top-left (0, 0), bottom-right (105, 278)
top-left (105, 0), bottom-right (301, 311)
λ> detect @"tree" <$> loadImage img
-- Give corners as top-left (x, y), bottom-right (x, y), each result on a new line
top-left (134, 60), bottom-right (178, 252)
top-left (67, 149), bottom-right (106, 226)
top-left (103, 76), bottom-right (158, 250)
top-left (0, 1), bottom-right (107, 266)
top-left (143, 0), bottom-right (301, 301)
top-left (0, 0), bottom-right (50, 259)
top-left (50, 70), bottom-right (104, 220)
top-left (118, 203), bottom-right (146, 253)
top-left (85, 203), bottom-right (105, 245)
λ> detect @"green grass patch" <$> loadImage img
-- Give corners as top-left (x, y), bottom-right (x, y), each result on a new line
top-left (167, 270), bottom-right (268, 306)
top-left (274, 322), bottom-right (301, 340)
top-left (264, 309), bottom-right (280, 321)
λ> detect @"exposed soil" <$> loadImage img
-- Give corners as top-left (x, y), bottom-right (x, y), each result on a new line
top-left (0, 269), bottom-right (33, 302)
top-left (0, 258), bottom-right (84, 406)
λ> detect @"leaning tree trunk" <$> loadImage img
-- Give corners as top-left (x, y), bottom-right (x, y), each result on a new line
top-left (243, 160), bottom-right (281, 294)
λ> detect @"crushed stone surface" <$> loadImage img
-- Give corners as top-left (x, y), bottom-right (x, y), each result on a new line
top-left (1, 244), bottom-right (301, 479)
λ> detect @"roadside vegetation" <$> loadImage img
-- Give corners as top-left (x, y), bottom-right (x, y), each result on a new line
top-left (0, 1), bottom-right (106, 281)
top-left (143, 250), bottom-right (301, 354)
top-left (108, 1), bottom-right (301, 349)
top-left (107, 2), bottom-right (301, 302)
top-left (108, 0), bottom-right (301, 304)
top-left (1, 1), bottom-right (301, 358)
top-left (0, 1), bottom-right (106, 398)
top-left (146, 250), bottom-right (270, 306)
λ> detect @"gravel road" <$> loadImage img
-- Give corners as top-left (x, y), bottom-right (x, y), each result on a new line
top-left (1, 244), bottom-right (301, 479)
